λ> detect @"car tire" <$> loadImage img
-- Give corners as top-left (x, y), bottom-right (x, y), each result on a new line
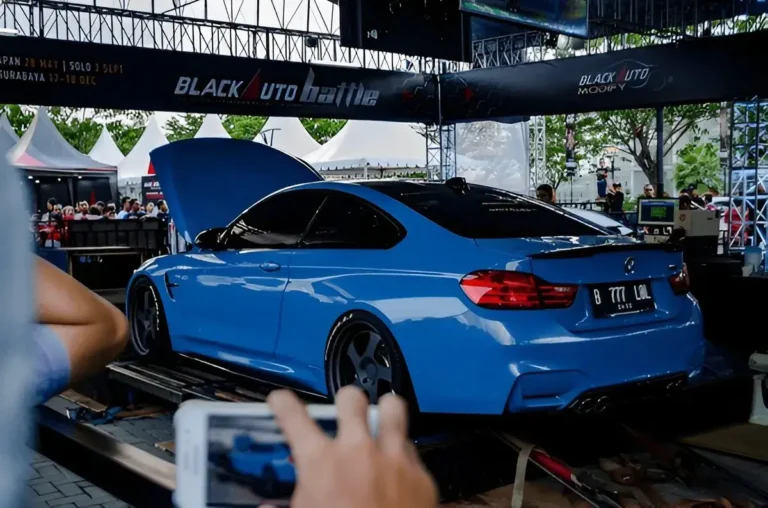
top-left (325, 311), bottom-right (417, 409)
top-left (258, 465), bottom-right (277, 496)
top-left (128, 277), bottom-right (171, 359)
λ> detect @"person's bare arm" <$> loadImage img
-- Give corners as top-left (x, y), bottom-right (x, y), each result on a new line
top-left (35, 257), bottom-right (129, 384)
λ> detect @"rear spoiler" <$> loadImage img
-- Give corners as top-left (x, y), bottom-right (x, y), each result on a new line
top-left (528, 242), bottom-right (682, 259)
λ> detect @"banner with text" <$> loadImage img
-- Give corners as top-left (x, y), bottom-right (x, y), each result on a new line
top-left (442, 30), bottom-right (768, 121)
top-left (0, 37), bottom-right (437, 123)
top-left (141, 175), bottom-right (163, 203)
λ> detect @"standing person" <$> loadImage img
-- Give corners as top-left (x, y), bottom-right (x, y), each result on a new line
top-left (704, 193), bottom-right (718, 211)
top-left (116, 197), bottom-right (131, 219)
top-left (596, 168), bottom-right (608, 200)
top-left (641, 184), bottom-right (655, 199)
top-left (85, 206), bottom-right (103, 220)
top-left (102, 204), bottom-right (116, 219)
top-left (536, 184), bottom-right (555, 204)
top-left (608, 182), bottom-right (625, 218)
top-left (127, 199), bottom-right (145, 219)
top-left (688, 184), bottom-right (705, 208)
top-left (41, 198), bottom-right (58, 222)
top-left (74, 201), bottom-right (90, 220)
top-left (156, 199), bottom-right (169, 220)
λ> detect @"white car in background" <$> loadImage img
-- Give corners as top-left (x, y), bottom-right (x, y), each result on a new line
top-left (565, 207), bottom-right (634, 236)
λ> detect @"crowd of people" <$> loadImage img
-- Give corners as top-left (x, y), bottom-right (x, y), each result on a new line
top-left (38, 196), bottom-right (169, 222)
top-left (34, 196), bottom-right (171, 247)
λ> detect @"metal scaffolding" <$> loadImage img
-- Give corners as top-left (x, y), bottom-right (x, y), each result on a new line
top-left (728, 100), bottom-right (768, 250)
top-left (0, 0), bottom-right (452, 72)
top-left (425, 123), bottom-right (457, 182)
top-left (529, 116), bottom-right (546, 195)
top-left (471, 31), bottom-right (546, 194)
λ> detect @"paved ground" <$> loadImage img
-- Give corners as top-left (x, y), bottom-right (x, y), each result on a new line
top-left (26, 396), bottom-right (177, 507)
top-left (26, 450), bottom-right (130, 508)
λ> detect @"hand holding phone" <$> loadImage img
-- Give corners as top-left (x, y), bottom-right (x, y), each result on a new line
top-left (174, 386), bottom-right (437, 508)
top-left (270, 387), bottom-right (438, 508)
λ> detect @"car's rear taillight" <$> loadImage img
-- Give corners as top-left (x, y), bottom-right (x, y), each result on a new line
top-left (460, 270), bottom-right (577, 310)
top-left (668, 263), bottom-right (690, 295)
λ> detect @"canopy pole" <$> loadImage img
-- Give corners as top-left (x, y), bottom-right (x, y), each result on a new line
top-left (656, 107), bottom-right (664, 197)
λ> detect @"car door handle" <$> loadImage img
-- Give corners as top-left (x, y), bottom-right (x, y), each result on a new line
top-left (259, 261), bottom-right (281, 272)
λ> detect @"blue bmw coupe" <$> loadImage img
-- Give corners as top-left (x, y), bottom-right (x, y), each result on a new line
top-left (127, 139), bottom-right (706, 415)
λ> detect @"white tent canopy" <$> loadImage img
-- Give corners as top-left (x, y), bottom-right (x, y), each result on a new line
top-left (255, 117), bottom-right (320, 158)
top-left (89, 126), bottom-right (124, 167)
top-left (304, 120), bottom-right (426, 171)
top-left (117, 114), bottom-right (168, 183)
top-left (0, 113), bottom-right (19, 158)
top-left (194, 114), bottom-right (230, 138)
top-left (8, 107), bottom-right (115, 173)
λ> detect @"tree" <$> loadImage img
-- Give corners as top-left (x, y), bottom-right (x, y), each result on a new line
top-left (674, 142), bottom-right (722, 192)
top-left (540, 114), bottom-right (607, 190)
top-left (106, 120), bottom-right (144, 155)
top-left (224, 115), bottom-right (266, 140)
top-left (45, 107), bottom-right (103, 153)
top-left (165, 114), bottom-right (204, 141)
top-left (301, 118), bottom-right (346, 143)
top-left (0, 105), bottom-right (149, 154)
top-left (595, 104), bottom-right (718, 188)
top-left (0, 104), bottom-right (34, 136)
top-left (98, 109), bottom-right (151, 155)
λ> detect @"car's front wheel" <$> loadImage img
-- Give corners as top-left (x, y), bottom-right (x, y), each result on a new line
top-left (128, 277), bottom-right (170, 358)
top-left (325, 312), bottom-right (413, 406)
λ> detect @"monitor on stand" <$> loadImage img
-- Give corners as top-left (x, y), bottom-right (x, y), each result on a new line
top-left (637, 198), bottom-right (678, 243)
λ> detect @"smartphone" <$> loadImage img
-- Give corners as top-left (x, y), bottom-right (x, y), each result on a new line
top-left (173, 400), bottom-right (379, 508)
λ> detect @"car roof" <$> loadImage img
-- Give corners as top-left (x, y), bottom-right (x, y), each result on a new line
top-left (288, 178), bottom-right (521, 198)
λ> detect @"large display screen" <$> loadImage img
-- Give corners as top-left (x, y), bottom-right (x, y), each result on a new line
top-left (638, 199), bottom-right (677, 226)
top-left (338, 0), bottom-right (536, 62)
top-left (460, 0), bottom-right (589, 38)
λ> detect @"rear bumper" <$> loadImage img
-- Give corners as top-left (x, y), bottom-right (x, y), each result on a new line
top-left (501, 324), bottom-right (705, 414)
top-left (396, 300), bottom-right (706, 415)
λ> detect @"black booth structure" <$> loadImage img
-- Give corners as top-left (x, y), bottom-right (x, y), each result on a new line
top-left (7, 106), bottom-right (118, 213)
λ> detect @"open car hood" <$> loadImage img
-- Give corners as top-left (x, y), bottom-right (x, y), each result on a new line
top-left (150, 138), bottom-right (322, 244)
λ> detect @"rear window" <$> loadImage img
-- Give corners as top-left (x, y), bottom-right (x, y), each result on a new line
top-left (363, 182), bottom-right (606, 239)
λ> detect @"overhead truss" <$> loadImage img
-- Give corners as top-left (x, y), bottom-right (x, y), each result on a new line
top-left (0, 0), bottom-right (456, 72)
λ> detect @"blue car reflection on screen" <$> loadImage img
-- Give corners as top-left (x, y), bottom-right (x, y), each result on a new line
top-left (225, 434), bottom-right (296, 497)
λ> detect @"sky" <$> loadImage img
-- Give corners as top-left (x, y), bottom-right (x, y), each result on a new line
top-left (64, 0), bottom-right (338, 33)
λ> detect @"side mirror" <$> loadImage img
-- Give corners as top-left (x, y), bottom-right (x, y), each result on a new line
top-left (194, 227), bottom-right (226, 250)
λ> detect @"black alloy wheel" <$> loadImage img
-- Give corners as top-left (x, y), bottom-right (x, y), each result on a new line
top-left (129, 279), bottom-right (168, 358)
top-left (327, 313), bottom-right (409, 404)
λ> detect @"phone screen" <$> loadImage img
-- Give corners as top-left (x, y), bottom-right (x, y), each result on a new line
top-left (206, 414), bottom-right (337, 507)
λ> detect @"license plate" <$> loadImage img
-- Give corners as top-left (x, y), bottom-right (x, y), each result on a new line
top-left (589, 281), bottom-right (655, 318)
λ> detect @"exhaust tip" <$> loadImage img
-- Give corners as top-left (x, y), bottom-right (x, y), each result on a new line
top-left (594, 396), bottom-right (611, 413)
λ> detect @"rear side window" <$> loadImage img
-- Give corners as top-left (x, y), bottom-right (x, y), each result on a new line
top-left (302, 192), bottom-right (403, 249)
top-left (365, 182), bottom-right (605, 238)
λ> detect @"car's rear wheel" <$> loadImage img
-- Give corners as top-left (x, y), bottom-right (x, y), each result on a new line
top-left (326, 312), bottom-right (414, 406)
top-left (129, 278), bottom-right (170, 358)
